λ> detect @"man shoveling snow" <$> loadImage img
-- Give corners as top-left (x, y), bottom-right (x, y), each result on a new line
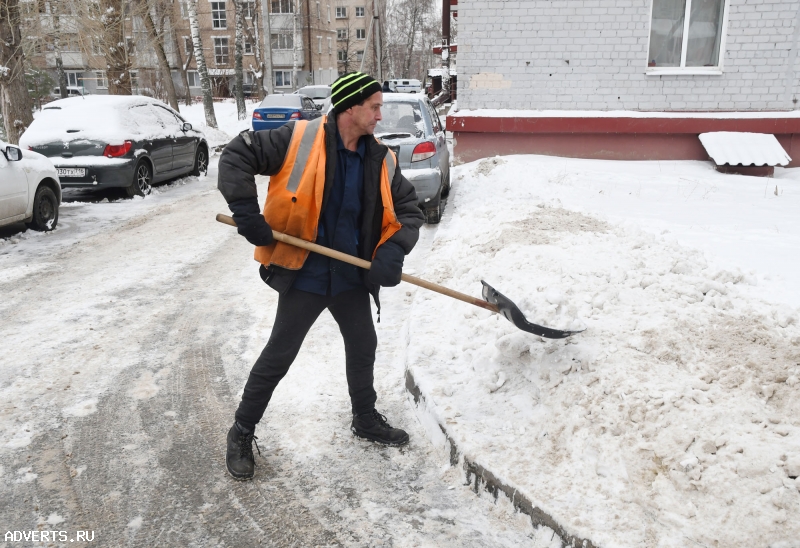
top-left (217, 72), bottom-right (424, 480)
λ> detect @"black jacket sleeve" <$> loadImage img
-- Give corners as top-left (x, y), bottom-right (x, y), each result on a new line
top-left (217, 123), bottom-right (295, 204)
top-left (387, 164), bottom-right (425, 255)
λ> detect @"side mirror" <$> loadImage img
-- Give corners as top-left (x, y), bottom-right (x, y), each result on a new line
top-left (316, 104), bottom-right (323, 110)
top-left (182, 122), bottom-right (193, 131)
top-left (5, 146), bottom-right (22, 161)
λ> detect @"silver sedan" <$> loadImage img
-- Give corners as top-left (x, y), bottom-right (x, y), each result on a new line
top-left (375, 93), bottom-right (450, 224)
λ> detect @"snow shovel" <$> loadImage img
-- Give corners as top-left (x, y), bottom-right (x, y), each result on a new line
top-left (216, 214), bottom-right (584, 339)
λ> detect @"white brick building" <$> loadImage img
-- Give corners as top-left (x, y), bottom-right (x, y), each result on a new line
top-left (449, 0), bottom-right (800, 166)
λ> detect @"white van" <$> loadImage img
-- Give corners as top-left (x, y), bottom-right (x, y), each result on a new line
top-left (386, 79), bottom-right (423, 94)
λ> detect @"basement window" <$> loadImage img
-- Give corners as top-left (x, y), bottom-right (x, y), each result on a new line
top-left (646, 0), bottom-right (729, 75)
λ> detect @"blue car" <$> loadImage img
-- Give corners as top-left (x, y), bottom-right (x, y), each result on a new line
top-left (252, 94), bottom-right (323, 131)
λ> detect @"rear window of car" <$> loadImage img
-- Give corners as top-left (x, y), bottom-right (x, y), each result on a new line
top-left (259, 95), bottom-right (302, 107)
top-left (375, 102), bottom-right (426, 138)
top-left (297, 87), bottom-right (331, 99)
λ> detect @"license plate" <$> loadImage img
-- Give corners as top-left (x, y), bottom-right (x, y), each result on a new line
top-left (57, 168), bottom-right (86, 177)
top-left (266, 114), bottom-right (285, 119)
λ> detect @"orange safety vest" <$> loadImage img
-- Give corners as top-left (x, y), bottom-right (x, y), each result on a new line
top-left (254, 116), bottom-right (402, 270)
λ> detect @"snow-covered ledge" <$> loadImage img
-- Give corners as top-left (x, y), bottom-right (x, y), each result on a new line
top-left (446, 109), bottom-right (800, 167)
top-left (405, 369), bottom-right (598, 548)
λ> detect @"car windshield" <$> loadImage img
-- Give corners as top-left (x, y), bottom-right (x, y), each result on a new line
top-left (375, 102), bottom-right (425, 138)
top-left (297, 87), bottom-right (330, 99)
top-left (259, 95), bottom-right (302, 107)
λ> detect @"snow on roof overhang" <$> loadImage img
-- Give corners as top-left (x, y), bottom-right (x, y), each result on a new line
top-left (699, 131), bottom-right (791, 167)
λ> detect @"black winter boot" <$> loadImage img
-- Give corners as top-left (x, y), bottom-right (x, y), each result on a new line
top-left (351, 410), bottom-right (409, 446)
top-left (226, 422), bottom-right (259, 480)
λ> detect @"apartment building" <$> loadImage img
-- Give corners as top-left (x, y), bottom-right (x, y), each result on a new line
top-left (23, 0), bottom-right (337, 99)
top-left (333, 0), bottom-right (376, 76)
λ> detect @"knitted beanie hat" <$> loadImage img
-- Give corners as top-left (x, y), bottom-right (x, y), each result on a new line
top-left (331, 72), bottom-right (382, 114)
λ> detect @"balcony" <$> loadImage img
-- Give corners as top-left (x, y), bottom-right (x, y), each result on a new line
top-left (45, 51), bottom-right (86, 69)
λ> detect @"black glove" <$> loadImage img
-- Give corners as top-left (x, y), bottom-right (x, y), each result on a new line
top-left (369, 241), bottom-right (405, 287)
top-left (228, 198), bottom-right (274, 247)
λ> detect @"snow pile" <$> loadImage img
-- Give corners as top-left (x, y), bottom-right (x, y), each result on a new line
top-left (406, 155), bottom-right (800, 546)
top-left (178, 100), bottom-right (256, 148)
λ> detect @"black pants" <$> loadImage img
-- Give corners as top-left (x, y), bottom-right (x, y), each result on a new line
top-left (235, 286), bottom-right (378, 431)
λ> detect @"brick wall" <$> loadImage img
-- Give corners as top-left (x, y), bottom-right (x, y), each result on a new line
top-left (457, 0), bottom-right (800, 111)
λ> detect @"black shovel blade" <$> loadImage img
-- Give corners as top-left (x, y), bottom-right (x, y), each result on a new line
top-left (481, 281), bottom-right (585, 339)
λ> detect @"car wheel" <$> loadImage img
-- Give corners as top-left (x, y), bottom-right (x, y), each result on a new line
top-left (424, 197), bottom-right (442, 224)
top-left (28, 185), bottom-right (59, 231)
top-left (190, 145), bottom-right (208, 176)
top-left (441, 170), bottom-right (451, 198)
top-left (127, 160), bottom-right (152, 197)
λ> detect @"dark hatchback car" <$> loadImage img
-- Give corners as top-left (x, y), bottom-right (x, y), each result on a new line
top-left (252, 94), bottom-right (322, 131)
top-left (20, 96), bottom-right (209, 197)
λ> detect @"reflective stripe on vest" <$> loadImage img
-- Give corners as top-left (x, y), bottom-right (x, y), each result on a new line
top-left (286, 116), bottom-right (324, 193)
top-left (253, 118), bottom-right (403, 270)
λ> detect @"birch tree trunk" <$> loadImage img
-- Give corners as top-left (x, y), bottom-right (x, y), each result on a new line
top-left (262, 0), bottom-right (274, 96)
top-left (187, 0), bottom-right (217, 128)
top-left (233, 0), bottom-right (246, 120)
top-left (141, 2), bottom-right (179, 110)
top-left (0, 0), bottom-right (34, 143)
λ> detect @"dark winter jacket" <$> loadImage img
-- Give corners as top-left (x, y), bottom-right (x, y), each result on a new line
top-left (218, 115), bottom-right (424, 305)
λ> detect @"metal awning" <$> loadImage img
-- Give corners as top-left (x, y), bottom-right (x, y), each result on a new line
top-left (699, 131), bottom-right (791, 166)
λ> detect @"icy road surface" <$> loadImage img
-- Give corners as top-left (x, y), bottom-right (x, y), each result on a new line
top-left (0, 164), bottom-right (540, 547)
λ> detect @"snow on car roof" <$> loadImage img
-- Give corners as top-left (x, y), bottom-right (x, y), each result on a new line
top-left (20, 95), bottom-right (186, 148)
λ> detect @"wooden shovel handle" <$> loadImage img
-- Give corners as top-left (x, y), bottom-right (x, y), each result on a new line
top-left (215, 213), bottom-right (499, 313)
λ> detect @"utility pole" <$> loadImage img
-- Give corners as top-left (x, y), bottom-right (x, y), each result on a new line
top-left (441, 0), bottom-right (450, 102)
top-left (374, 0), bottom-right (381, 82)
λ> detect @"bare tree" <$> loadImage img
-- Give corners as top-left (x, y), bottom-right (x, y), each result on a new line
top-left (0, 0), bottom-right (34, 143)
top-left (79, 0), bottom-right (134, 94)
top-left (233, 0), bottom-right (246, 119)
top-left (50, 0), bottom-right (69, 98)
top-left (138, 0), bottom-right (179, 109)
top-left (187, 0), bottom-right (217, 128)
top-left (384, 0), bottom-right (436, 80)
top-left (172, 31), bottom-right (194, 106)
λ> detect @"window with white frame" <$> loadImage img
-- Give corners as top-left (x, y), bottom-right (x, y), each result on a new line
top-left (130, 70), bottom-right (139, 89)
top-left (245, 40), bottom-right (253, 54)
top-left (274, 70), bottom-right (292, 87)
top-left (271, 0), bottom-right (293, 13)
top-left (337, 28), bottom-right (347, 40)
top-left (326, 3), bottom-right (330, 21)
top-left (356, 28), bottom-right (365, 39)
top-left (271, 33), bottom-right (293, 50)
top-left (243, 0), bottom-right (255, 18)
top-left (183, 36), bottom-right (193, 56)
top-left (316, 1), bottom-right (320, 19)
top-left (187, 70), bottom-right (199, 87)
top-left (214, 37), bottom-right (229, 64)
top-left (179, 0), bottom-right (189, 17)
top-left (211, 1), bottom-right (227, 28)
top-left (91, 37), bottom-right (103, 55)
top-left (317, 35), bottom-right (322, 53)
top-left (94, 71), bottom-right (108, 89)
top-left (355, 6), bottom-right (364, 17)
top-left (337, 50), bottom-right (346, 62)
top-left (327, 37), bottom-right (332, 54)
top-left (356, 50), bottom-right (363, 62)
top-left (335, 6), bottom-right (346, 18)
top-left (647, 0), bottom-right (727, 71)
top-left (65, 71), bottom-right (82, 87)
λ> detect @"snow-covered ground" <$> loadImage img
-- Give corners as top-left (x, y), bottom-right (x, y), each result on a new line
top-left (407, 154), bottom-right (800, 547)
top-left (3, 99), bottom-right (800, 546)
